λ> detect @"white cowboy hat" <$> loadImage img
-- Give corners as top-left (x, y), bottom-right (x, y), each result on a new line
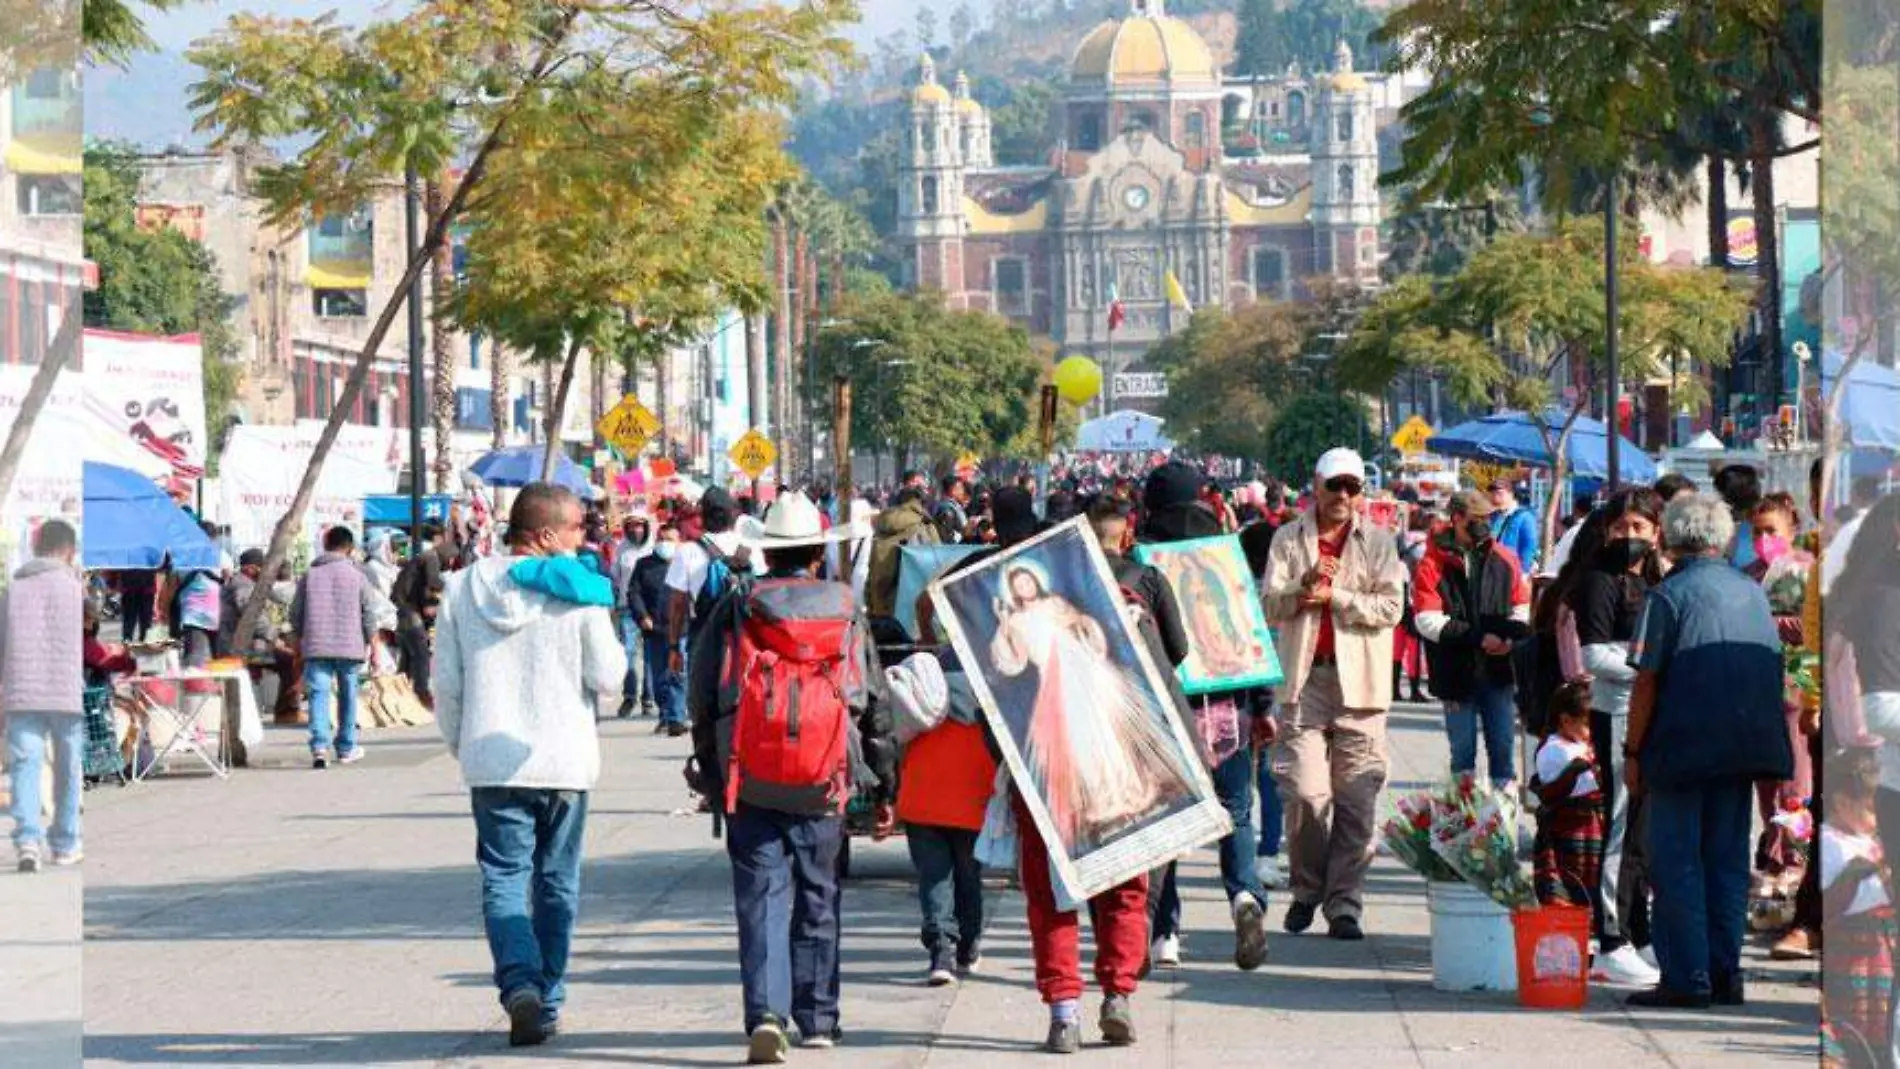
top-left (736, 490), bottom-right (869, 549)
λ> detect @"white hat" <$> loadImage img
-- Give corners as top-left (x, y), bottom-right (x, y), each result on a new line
top-left (736, 490), bottom-right (870, 549)
top-left (1314, 447), bottom-right (1366, 483)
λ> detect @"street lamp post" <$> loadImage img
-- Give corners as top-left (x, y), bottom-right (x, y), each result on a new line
top-left (1605, 172), bottom-right (1621, 488)
top-left (404, 163), bottom-right (427, 549)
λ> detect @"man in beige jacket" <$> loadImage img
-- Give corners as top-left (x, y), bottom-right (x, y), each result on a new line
top-left (1262, 448), bottom-right (1407, 940)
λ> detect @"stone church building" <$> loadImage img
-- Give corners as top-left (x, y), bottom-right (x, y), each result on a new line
top-left (894, 0), bottom-right (1383, 406)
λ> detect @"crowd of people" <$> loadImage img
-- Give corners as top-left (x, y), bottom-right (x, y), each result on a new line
top-left (8, 441), bottom-right (1887, 1064)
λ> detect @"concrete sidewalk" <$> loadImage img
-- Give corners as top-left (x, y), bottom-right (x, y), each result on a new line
top-left (62, 699), bottom-right (1816, 1068)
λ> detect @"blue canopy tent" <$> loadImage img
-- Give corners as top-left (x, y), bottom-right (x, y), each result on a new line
top-left (1426, 409), bottom-right (1657, 483)
top-left (363, 494), bottom-right (453, 530)
top-left (468, 446), bottom-right (595, 497)
top-left (82, 461), bottom-right (221, 571)
top-left (1820, 350), bottom-right (1900, 453)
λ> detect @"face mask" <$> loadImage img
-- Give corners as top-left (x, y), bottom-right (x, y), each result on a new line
top-left (1597, 537), bottom-right (1653, 572)
top-left (655, 544), bottom-right (677, 562)
top-left (1754, 534), bottom-right (1791, 563)
top-left (1464, 518), bottom-right (1493, 548)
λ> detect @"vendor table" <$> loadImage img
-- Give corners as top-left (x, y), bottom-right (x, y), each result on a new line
top-left (119, 669), bottom-right (265, 780)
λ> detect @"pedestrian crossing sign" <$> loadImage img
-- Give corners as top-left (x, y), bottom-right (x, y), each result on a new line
top-left (729, 429), bottom-right (777, 480)
top-left (1390, 415), bottom-right (1436, 456)
top-left (598, 395), bottom-right (661, 457)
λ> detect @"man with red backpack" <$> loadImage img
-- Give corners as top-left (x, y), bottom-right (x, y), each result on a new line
top-left (686, 491), bottom-right (895, 1065)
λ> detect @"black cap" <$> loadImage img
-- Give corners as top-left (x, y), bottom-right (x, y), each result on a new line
top-left (993, 487), bottom-right (1040, 546)
top-left (1143, 461), bottom-right (1203, 514)
top-left (701, 487), bottom-right (738, 514)
top-left (238, 549), bottom-right (266, 569)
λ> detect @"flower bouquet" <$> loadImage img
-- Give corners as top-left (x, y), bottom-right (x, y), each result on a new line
top-left (1380, 782), bottom-right (1464, 883)
top-left (1427, 774), bottom-right (1537, 911)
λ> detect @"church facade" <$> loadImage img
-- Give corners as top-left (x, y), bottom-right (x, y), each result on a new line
top-left (894, 0), bottom-right (1382, 406)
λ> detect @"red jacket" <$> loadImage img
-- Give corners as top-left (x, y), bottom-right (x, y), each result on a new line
top-left (1411, 537), bottom-right (1531, 702)
top-left (896, 721), bottom-right (997, 831)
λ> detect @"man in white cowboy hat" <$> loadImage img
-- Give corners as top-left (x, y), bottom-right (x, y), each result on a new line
top-left (685, 491), bottom-right (896, 1064)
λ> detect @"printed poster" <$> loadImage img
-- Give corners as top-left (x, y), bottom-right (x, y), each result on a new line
top-left (1133, 534), bottom-right (1285, 695)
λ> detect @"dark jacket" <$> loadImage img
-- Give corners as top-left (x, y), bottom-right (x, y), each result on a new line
top-left (1413, 537), bottom-right (1532, 702)
top-left (866, 499), bottom-right (940, 618)
top-left (687, 569), bottom-right (896, 816)
top-left (624, 553), bottom-right (673, 633)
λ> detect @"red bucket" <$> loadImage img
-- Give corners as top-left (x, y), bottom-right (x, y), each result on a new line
top-left (1512, 904), bottom-right (1590, 1009)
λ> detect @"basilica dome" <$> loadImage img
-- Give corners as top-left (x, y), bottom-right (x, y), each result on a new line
top-left (1069, 5), bottom-right (1219, 90)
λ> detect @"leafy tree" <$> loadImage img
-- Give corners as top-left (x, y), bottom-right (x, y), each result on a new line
top-left (1236, 0), bottom-right (1384, 78)
top-left (1264, 394), bottom-right (1372, 488)
top-left (1338, 220), bottom-right (1752, 543)
top-left (949, 1), bottom-right (978, 51)
top-left (984, 77), bottom-right (1060, 167)
top-left (194, 0), bottom-right (855, 661)
top-left (1382, 196), bottom-right (1525, 282)
top-left (806, 291), bottom-right (1042, 472)
top-left (82, 144), bottom-right (241, 466)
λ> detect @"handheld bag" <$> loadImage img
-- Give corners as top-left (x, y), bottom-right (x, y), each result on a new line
top-left (721, 579), bottom-right (864, 816)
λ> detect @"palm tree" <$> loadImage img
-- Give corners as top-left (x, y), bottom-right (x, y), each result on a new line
top-left (427, 178), bottom-right (457, 492)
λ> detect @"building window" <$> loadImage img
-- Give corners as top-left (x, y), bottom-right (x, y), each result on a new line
top-left (470, 331), bottom-right (483, 370)
top-left (18, 175), bottom-right (80, 216)
top-left (1184, 111), bottom-right (1206, 149)
top-left (1252, 247), bottom-right (1287, 300)
top-left (314, 288), bottom-right (368, 318)
top-left (994, 258), bottom-right (1029, 317)
top-left (1287, 92), bottom-right (1306, 127)
top-left (1125, 109), bottom-right (1156, 135)
top-left (1337, 164), bottom-right (1356, 203)
top-left (455, 387), bottom-right (495, 430)
top-left (921, 176), bottom-right (939, 216)
top-left (923, 121), bottom-right (938, 151)
top-left (1336, 111), bottom-right (1354, 142)
top-left (311, 210), bottom-right (373, 262)
top-left (1076, 111), bottom-right (1103, 152)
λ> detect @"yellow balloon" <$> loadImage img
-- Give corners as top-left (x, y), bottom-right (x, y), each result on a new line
top-left (1053, 356), bottom-right (1102, 406)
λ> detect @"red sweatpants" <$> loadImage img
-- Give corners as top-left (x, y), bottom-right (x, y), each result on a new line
top-left (1016, 800), bottom-right (1150, 1004)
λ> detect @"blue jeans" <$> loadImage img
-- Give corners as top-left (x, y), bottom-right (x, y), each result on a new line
top-left (1256, 746), bottom-right (1284, 857)
top-left (304, 658), bottom-right (361, 756)
top-left (6, 713), bottom-right (84, 854)
top-left (472, 787), bottom-right (588, 1016)
top-left (1647, 778), bottom-right (1752, 996)
top-left (1150, 744), bottom-right (1269, 939)
top-left (906, 824), bottom-right (985, 964)
top-left (644, 631), bottom-right (686, 726)
top-left (1445, 682), bottom-right (1516, 786)
top-left (619, 613), bottom-right (650, 707)
top-left (726, 804), bottom-right (844, 1036)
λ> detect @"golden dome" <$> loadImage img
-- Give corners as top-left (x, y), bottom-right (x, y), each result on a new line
top-left (912, 82), bottom-right (951, 105)
top-left (1325, 71), bottom-right (1369, 92)
top-left (956, 96), bottom-right (984, 114)
top-left (1070, 14), bottom-right (1219, 87)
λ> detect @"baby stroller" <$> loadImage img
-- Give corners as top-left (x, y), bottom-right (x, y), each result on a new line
top-left (83, 685), bottom-right (128, 787)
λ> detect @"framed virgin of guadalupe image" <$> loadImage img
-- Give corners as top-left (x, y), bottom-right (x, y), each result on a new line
top-left (928, 518), bottom-right (1231, 907)
top-left (1132, 534), bottom-right (1285, 695)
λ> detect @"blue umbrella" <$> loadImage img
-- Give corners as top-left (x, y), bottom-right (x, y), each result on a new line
top-left (1820, 350), bottom-right (1900, 453)
top-left (82, 462), bottom-right (221, 571)
top-left (469, 446), bottom-right (594, 496)
top-left (1425, 409), bottom-right (1657, 483)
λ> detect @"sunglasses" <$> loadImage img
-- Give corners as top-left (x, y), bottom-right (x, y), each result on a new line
top-left (1323, 476), bottom-right (1365, 496)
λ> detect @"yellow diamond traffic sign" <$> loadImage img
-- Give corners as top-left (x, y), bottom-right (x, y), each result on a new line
top-left (729, 429), bottom-right (778, 481)
top-left (1390, 414), bottom-right (1436, 456)
top-left (597, 395), bottom-right (662, 457)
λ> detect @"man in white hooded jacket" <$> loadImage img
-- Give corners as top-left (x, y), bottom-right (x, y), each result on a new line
top-left (433, 483), bottom-right (626, 1047)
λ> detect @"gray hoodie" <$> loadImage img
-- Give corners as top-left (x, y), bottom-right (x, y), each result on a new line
top-left (432, 555), bottom-right (627, 790)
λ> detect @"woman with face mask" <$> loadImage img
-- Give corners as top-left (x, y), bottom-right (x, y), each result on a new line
top-left (1566, 487), bottom-right (1666, 987)
top-left (1743, 493), bottom-right (1815, 910)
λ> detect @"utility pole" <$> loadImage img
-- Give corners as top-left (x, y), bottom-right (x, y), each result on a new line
top-left (404, 164), bottom-right (426, 549)
top-left (1605, 172), bottom-right (1621, 488)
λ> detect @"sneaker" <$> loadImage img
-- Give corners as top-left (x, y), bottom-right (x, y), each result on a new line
top-left (956, 945), bottom-right (983, 975)
top-left (1637, 945), bottom-right (1659, 971)
top-left (1712, 972), bottom-right (1746, 1007)
top-left (1769, 927), bottom-right (1818, 961)
top-left (1150, 934), bottom-right (1181, 968)
top-left (652, 720), bottom-right (669, 735)
top-left (666, 722), bottom-right (689, 738)
top-left (504, 988), bottom-right (547, 1047)
top-left (1327, 915), bottom-right (1365, 942)
top-left (642, 703), bottom-right (659, 718)
top-left (17, 844), bottom-right (42, 874)
top-left (1043, 1018), bottom-right (1081, 1055)
top-left (798, 1028), bottom-right (841, 1050)
top-left (337, 747), bottom-right (366, 766)
top-left (1283, 900), bottom-right (1318, 935)
top-left (1592, 944), bottom-right (1662, 987)
top-left (616, 699), bottom-right (635, 719)
top-left (311, 751), bottom-right (330, 770)
top-left (50, 849), bottom-right (83, 867)
top-left (1254, 854), bottom-right (1290, 891)
top-left (748, 1018), bottom-right (790, 1064)
top-left (927, 953), bottom-right (957, 987)
top-left (1625, 986), bottom-right (1712, 1010)
top-left (540, 1012), bottom-right (561, 1039)
top-left (1098, 995), bottom-right (1136, 1046)
top-left (1232, 894), bottom-right (1269, 971)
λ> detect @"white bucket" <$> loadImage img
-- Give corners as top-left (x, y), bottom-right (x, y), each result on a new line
top-left (1428, 881), bottom-right (1518, 992)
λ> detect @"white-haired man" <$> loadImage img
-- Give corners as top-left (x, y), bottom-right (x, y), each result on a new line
top-left (1262, 449), bottom-right (1408, 941)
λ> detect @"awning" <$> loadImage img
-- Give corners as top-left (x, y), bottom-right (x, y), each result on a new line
top-left (306, 260), bottom-right (373, 290)
top-left (4, 135), bottom-right (80, 176)
top-left (82, 462), bottom-right (221, 571)
top-left (1426, 409), bottom-right (1658, 482)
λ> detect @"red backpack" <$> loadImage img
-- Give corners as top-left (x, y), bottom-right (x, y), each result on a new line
top-left (720, 578), bottom-right (865, 816)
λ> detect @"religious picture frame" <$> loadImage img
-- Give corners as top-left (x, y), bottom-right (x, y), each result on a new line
top-left (1134, 535), bottom-right (1285, 695)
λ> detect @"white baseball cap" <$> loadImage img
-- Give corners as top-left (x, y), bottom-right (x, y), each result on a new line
top-left (1314, 447), bottom-right (1366, 484)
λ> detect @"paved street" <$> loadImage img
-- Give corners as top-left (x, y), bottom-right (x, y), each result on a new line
top-left (49, 699), bottom-right (1817, 1068)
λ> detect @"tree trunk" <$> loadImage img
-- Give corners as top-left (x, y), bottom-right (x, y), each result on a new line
top-left (0, 300), bottom-right (80, 518)
top-left (1707, 155), bottom-right (1730, 267)
top-left (223, 12), bottom-right (580, 695)
top-left (488, 340), bottom-right (510, 451)
top-left (791, 231), bottom-right (809, 481)
top-left (657, 343), bottom-right (672, 466)
top-left (542, 334), bottom-right (585, 481)
top-left (590, 342), bottom-right (609, 446)
top-left (1538, 405), bottom-right (1587, 554)
top-left (772, 212), bottom-right (792, 482)
top-left (745, 313), bottom-right (767, 497)
top-left (427, 179), bottom-right (457, 494)
top-left (1750, 109), bottom-right (1784, 414)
